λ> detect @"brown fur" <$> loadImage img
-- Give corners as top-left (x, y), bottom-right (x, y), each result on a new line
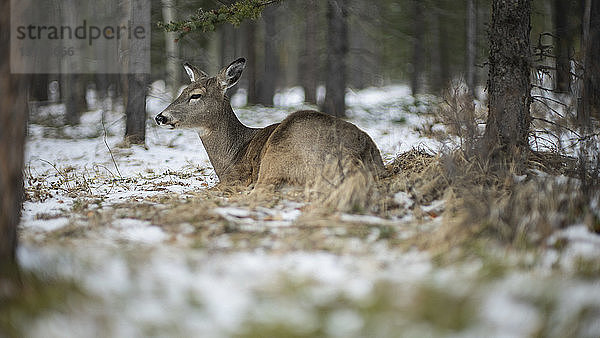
top-left (156, 58), bottom-right (385, 192)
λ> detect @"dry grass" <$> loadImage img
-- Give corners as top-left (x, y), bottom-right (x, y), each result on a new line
top-left (23, 82), bottom-right (599, 257)
top-left (422, 85), bottom-right (600, 251)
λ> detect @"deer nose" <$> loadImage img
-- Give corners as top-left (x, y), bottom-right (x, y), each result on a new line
top-left (155, 113), bottom-right (166, 125)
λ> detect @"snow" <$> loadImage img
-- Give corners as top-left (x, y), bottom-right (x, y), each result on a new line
top-left (394, 191), bottom-right (414, 208)
top-left (111, 218), bottom-right (168, 244)
top-left (13, 84), bottom-right (600, 337)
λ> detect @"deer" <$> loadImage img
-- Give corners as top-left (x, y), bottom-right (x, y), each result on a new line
top-left (155, 58), bottom-right (385, 193)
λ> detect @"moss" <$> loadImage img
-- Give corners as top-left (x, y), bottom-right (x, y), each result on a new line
top-left (410, 285), bottom-right (474, 332)
top-left (376, 225), bottom-right (396, 240)
top-left (0, 271), bottom-right (85, 337)
top-left (236, 323), bottom-right (318, 338)
top-left (573, 256), bottom-right (600, 279)
top-left (478, 256), bottom-right (509, 280)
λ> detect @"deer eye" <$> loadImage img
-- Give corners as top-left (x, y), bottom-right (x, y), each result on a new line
top-left (189, 93), bottom-right (202, 101)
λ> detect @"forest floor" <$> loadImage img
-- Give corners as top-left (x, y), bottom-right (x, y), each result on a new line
top-left (5, 83), bottom-right (600, 337)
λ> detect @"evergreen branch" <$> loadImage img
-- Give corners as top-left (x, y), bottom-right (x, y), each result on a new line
top-left (157, 0), bottom-right (283, 41)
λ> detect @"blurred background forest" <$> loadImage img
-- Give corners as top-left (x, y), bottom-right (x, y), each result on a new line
top-left (26, 0), bottom-right (588, 123)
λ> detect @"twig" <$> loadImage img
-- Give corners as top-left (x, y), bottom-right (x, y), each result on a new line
top-left (530, 84), bottom-right (555, 92)
top-left (38, 159), bottom-right (71, 190)
top-left (531, 97), bottom-right (566, 119)
top-left (531, 95), bottom-right (569, 107)
top-left (101, 111), bottom-right (122, 178)
top-left (532, 117), bottom-right (580, 137)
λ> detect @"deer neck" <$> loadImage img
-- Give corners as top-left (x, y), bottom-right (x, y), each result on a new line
top-left (197, 101), bottom-right (256, 179)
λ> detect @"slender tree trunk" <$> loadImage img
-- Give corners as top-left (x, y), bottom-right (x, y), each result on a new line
top-left (554, 0), bottom-right (571, 93)
top-left (62, 74), bottom-right (86, 125)
top-left (112, 74), bottom-right (123, 98)
top-left (162, 0), bottom-right (179, 96)
top-left (348, 0), bottom-right (368, 89)
top-left (323, 0), bottom-right (348, 117)
top-left (410, 0), bottom-right (425, 95)
top-left (125, 0), bottom-right (148, 144)
top-left (258, 6), bottom-right (278, 106)
top-left (125, 74), bottom-right (148, 144)
top-left (1, 0), bottom-right (26, 280)
top-left (466, 0), bottom-right (478, 97)
top-left (94, 73), bottom-right (109, 101)
top-left (220, 24), bottom-right (237, 67)
top-left (430, 7), bottom-right (443, 94)
top-left (583, 0), bottom-right (600, 117)
top-left (439, 13), bottom-right (450, 91)
top-left (301, 0), bottom-right (318, 104)
top-left (244, 22), bottom-right (258, 105)
top-left (483, 0), bottom-right (532, 161)
top-left (30, 74), bottom-right (49, 101)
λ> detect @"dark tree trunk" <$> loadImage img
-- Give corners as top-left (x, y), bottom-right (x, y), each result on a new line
top-left (439, 14), bottom-right (450, 91)
top-left (466, 0), bottom-right (478, 97)
top-left (257, 6), bottom-right (278, 106)
top-left (30, 74), bottom-right (49, 101)
top-left (483, 0), bottom-right (532, 160)
top-left (430, 9), bottom-right (442, 93)
top-left (94, 73), bottom-right (110, 101)
top-left (125, 73), bottom-right (148, 144)
top-left (62, 74), bottom-right (86, 125)
top-left (583, 0), bottom-right (600, 117)
top-left (554, 0), bottom-right (571, 93)
top-left (410, 0), bottom-right (425, 95)
top-left (244, 22), bottom-right (258, 105)
top-left (112, 73), bottom-right (123, 98)
top-left (323, 0), bottom-right (348, 118)
top-left (125, 0), bottom-right (148, 144)
top-left (1, 0), bottom-right (27, 279)
top-left (301, 0), bottom-right (318, 104)
top-left (429, 5), bottom-right (449, 94)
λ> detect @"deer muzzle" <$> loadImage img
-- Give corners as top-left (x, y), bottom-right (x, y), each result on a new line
top-left (155, 112), bottom-right (178, 128)
top-left (155, 113), bottom-right (167, 125)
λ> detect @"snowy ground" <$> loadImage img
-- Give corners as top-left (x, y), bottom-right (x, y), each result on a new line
top-left (8, 83), bottom-right (600, 337)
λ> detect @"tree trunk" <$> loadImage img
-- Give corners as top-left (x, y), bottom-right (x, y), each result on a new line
top-left (244, 22), bottom-right (258, 105)
top-left (583, 0), bottom-right (600, 118)
top-left (94, 73), bottom-right (110, 102)
top-left (410, 0), bottom-right (425, 95)
top-left (323, 0), bottom-right (348, 118)
top-left (554, 0), bottom-right (571, 93)
top-left (220, 25), bottom-right (233, 66)
top-left (0, 0), bottom-right (26, 279)
top-left (30, 74), bottom-right (49, 101)
top-left (466, 0), bottom-right (478, 97)
top-left (439, 12), bottom-right (450, 92)
top-left (62, 74), bottom-right (86, 125)
top-left (257, 6), bottom-right (278, 106)
top-left (301, 0), bottom-right (318, 104)
top-left (483, 0), bottom-right (532, 161)
top-left (429, 5), bottom-right (450, 94)
top-left (125, 74), bottom-right (148, 145)
top-left (162, 0), bottom-right (179, 97)
top-left (125, 0), bottom-right (148, 144)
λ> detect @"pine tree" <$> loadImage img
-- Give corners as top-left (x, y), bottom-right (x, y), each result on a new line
top-left (483, 0), bottom-right (532, 163)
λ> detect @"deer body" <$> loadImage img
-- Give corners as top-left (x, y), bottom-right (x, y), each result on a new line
top-left (156, 58), bottom-right (385, 188)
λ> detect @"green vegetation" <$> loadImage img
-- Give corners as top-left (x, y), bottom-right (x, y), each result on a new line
top-left (158, 0), bottom-right (283, 39)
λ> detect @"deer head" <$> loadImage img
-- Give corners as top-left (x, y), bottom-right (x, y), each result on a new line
top-left (155, 58), bottom-right (246, 132)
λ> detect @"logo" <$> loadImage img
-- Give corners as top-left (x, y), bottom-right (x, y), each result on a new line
top-left (11, 0), bottom-right (150, 74)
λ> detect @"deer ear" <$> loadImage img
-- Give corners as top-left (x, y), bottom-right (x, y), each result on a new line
top-left (183, 62), bottom-right (208, 83)
top-left (218, 58), bottom-right (246, 90)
